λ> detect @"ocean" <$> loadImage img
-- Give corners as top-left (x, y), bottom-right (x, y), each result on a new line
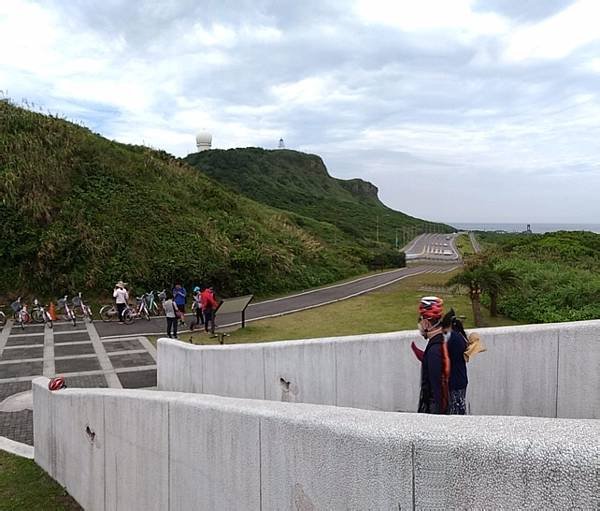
top-left (451, 223), bottom-right (600, 234)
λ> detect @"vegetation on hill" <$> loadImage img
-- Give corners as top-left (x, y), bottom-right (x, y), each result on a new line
top-left (452, 231), bottom-right (600, 323)
top-left (184, 148), bottom-right (453, 246)
top-left (0, 101), bottom-right (406, 300)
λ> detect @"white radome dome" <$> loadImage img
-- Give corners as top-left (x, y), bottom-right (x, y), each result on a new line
top-left (196, 131), bottom-right (212, 144)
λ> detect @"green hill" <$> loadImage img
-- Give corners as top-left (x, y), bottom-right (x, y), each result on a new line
top-left (184, 148), bottom-right (452, 245)
top-left (0, 101), bottom-right (398, 299)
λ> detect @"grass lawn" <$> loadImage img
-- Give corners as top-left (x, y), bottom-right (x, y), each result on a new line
top-left (0, 450), bottom-right (81, 511)
top-left (455, 234), bottom-right (475, 258)
top-left (167, 270), bottom-right (520, 346)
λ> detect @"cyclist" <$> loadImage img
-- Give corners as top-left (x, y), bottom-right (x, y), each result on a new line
top-left (163, 291), bottom-right (179, 339)
top-left (113, 281), bottom-right (129, 324)
top-left (190, 286), bottom-right (204, 331)
top-left (416, 296), bottom-right (450, 415)
top-left (201, 286), bottom-right (218, 335)
top-left (172, 282), bottom-right (187, 326)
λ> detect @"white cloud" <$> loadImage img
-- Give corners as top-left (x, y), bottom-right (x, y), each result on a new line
top-left (354, 0), bottom-right (508, 36)
top-left (2, 0), bottom-right (600, 222)
top-left (502, 0), bottom-right (600, 62)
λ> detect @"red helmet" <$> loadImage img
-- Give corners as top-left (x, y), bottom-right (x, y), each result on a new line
top-left (48, 377), bottom-right (66, 391)
top-left (418, 296), bottom-right (444, 321)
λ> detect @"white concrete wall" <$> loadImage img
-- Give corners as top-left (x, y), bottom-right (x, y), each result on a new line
top-left (33, 378), bottom-right (600, 510)
top-left (158, 320), bottom-right (600, 419)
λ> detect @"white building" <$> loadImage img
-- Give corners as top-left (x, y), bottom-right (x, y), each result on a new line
top-left (196, 131), bottom-right (212, 152)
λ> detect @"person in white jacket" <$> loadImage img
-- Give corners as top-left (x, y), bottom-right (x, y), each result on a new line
top-left (113, 281), bottom-right (129, 324)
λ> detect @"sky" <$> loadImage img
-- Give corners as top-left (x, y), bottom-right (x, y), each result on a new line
top-left (2, 0), bottom-right (600, 224)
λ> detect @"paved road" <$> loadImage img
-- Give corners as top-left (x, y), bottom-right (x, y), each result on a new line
top-left (95, 263), bottom-right (460, 338)
top-left (469, 231), bottom-right (482, 253)
top-left (0, 320), bottom-right (158, 447)
top-left (404, 233), bottom-right (461, 262)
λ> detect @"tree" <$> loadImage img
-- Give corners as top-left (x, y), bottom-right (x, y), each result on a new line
top-left (448, 267), bottom-right (485, 327)
top-left (449, 255), bottom-right (520, 325)
top-left (479, 264), bottom-right (520, 317)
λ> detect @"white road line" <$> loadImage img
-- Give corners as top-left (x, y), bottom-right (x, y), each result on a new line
top-left (42, 323), bottom-right (54, 377)
top-left (0, 320), bottom-right (13, 356)
top-left (255, 267), bottom-right (410, 306)
top-left (85, 321), bottom-right (122, 388)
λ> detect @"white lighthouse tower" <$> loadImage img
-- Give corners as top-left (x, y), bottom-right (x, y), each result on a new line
top-left (196, 131), bottom-right (212, 152)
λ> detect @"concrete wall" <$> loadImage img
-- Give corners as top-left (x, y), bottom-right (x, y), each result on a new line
top-left (33, 378), bottom-right (600, 510)
top-left (158, 320), bottom-right (600, 419)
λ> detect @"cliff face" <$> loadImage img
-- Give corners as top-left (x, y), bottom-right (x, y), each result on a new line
top-left (338, 178), bottom-right (380, 203)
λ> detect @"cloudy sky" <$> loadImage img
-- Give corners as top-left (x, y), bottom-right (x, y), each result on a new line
top-left (2, 0), bottom-right (600, 224)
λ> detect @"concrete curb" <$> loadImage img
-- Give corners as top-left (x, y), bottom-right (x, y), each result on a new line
top-left (0, 435), bottom-right (34, 459)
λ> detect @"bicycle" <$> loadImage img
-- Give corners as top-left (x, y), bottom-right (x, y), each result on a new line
top-left (147, 290), bottom-right (164, 316)
top-left (72, 292), bottom-right (93, 323)
top-left (31, 298), bottom-right (53, 328)
top-left (129, 293), bottom-right (151, 321)
top-left (11, 297), bottom-right (30, 330)
top-left (57, 295), bottom-right (77, 327)
top-left (99, 303), bottom-right (134, 324)
top-left (0, 305), bottom-right (6, 328)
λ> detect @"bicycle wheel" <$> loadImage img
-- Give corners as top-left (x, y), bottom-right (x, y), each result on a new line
top-left (150, 303), bottom-right (159, 316)
top-left (0, 312), bottom-right (6, 328)
top-left (73, 306), bottom-right (85, 319)
top-left (31, 309), bottom-right (44, 323)
top-left (123, 309), bottom-right (134, 324)
top-left (99, 305), bottom-right (113, 322)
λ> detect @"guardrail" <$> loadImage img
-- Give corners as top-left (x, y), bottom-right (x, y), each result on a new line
top-left (33, 378), bottom-right (599, 510)
top-left (158, 320), bottom-right (600, 419)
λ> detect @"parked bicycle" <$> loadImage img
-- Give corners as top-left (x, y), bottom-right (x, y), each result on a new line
top-left (147, 290), bottom-right (164, 316)
top-left (99, 303), bottom-right (134, 324)
top-left (129, 293), bottom-right (151, 321)
top-left (57, 295), bottom-right (77, 327)
top-left (0, 305), bottom-right (7, 328)
top-left (11, 297), bottom-right (30, 330)
top-left (72, 292), bottom-right (93, 323)
top-left (31, 298), bottom-right (53, 328)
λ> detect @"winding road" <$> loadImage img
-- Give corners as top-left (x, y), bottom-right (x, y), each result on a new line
top-left (95, 234), bottom-right (461, 338)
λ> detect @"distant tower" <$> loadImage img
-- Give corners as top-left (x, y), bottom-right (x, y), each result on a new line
top-left (196, 131), bottom-right (212, 152)
top-left (278, 138), bottom-right (285, 149)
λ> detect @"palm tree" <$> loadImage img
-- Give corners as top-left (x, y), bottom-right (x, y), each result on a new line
top-left (479, 265), bottom-right (520, 317)
top-left (449, 257), bottom-right (520, 325)
top-left (448, 267), bottom-right (485, 327)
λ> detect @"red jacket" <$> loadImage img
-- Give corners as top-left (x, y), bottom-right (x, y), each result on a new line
top-left (200, 289), bottom-right (218, 311)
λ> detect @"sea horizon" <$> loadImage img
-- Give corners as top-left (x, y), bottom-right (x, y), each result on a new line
top-left (450, 222), bottom-right (600, 234)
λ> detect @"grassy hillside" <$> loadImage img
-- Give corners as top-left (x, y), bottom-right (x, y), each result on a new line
top-left (0, 101), bottom-right (394, 299)
top-left (184, 148), bottom-right (452, 245)
top-left (476, 231), bottom-right (600, 322)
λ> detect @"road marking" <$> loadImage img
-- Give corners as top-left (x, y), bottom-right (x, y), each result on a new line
top-left (85, 321), bottom-right (122, 388)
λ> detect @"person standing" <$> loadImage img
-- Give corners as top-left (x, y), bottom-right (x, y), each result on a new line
top-left (162, 292), bottom-right (179, 339)
top-left (113, 281), bottom-right (129, 324)
top-left (200, 286), bottom-right (218, 335)
top-left (442, 309), bottom-right (468, 415)
top-left (416, 296), bottom-right (450, 414)
top-left (172, 282), bottom-right (187, 326)
top-left (190, 286), bottom-right (204, 331)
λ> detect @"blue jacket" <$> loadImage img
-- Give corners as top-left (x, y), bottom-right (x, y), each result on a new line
top-left (418, 334), bottom-right (449, 414)
top-left (447, 331), bottom-right (468, 390)
top-left (173, 287), bottom-right (187, 306)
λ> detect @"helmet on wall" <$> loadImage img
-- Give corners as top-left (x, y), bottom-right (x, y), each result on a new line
top-left (48, 377), bottom-right (67, 391)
